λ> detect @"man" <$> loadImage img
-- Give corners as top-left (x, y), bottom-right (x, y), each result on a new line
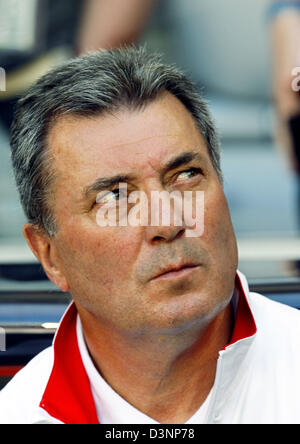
top-left (0, 46), bottom-right (300, 424)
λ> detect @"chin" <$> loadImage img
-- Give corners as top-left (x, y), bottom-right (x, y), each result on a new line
top-left (147, 289), bottom-right (230, 335)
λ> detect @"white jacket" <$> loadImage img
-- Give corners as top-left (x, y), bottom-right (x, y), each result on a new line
top-left (1, 271), bottom-right (300, 424)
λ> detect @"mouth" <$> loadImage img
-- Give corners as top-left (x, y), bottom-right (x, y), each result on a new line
top-left (151, 263), bottom-right (201, 282)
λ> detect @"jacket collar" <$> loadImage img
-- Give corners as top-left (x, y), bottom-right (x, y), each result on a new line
top-left (39, 270), bottom-right (257, 424)
top-left (39, 302), bottom-right (99, 424)
top-left (222, 271), bottom-right (257, 350)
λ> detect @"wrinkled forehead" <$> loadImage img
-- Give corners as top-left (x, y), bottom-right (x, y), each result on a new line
top-left (46, 94), bottom-right (212, 183)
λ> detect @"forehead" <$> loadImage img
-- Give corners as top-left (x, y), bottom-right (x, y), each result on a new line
top-left (47, 93), bottom-right (211, 191)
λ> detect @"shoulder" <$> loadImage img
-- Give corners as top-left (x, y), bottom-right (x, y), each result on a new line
top-left (248, 291), bottom-right (300, 349)
top-left (249, 290), bottom-right (300, 325)
top-left (246, 292), bottom-right (300, 418)
top-left (0, 346), bottom-right (60, 424)
top-left (238, 270), bottom-right (300, 340)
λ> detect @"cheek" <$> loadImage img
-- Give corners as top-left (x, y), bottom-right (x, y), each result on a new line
top-left (202, 188), bottom-right (238, 265)
top-left (57, 224), bottom-right (140, 282)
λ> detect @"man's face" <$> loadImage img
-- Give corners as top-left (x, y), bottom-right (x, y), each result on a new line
top-left (47, 92), bottom-right (238, 336)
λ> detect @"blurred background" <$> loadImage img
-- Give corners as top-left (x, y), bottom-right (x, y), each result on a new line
top-left (1, 0), bottom-right (300, 310)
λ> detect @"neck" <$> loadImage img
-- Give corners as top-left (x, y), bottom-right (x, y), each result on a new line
top-left (78, 302), bottom-right (233, 424)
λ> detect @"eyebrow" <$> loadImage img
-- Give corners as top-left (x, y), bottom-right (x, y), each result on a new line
top-left (83, 174), bottom-right (136, 200)
top-left (160, 151), bottom-right (206, 178)
top-left (82, 151), bottom-right (206, 200)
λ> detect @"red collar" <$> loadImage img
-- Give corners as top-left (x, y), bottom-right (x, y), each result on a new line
top-left (222, 272), bottom-right (257, 350)
top-left (40, 272), bottom-right (257, 424)
top-left (39, 303), bottom-right (99, 424)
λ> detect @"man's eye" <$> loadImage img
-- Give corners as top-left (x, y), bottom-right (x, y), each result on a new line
top-left (96, 189), bottom-right (126, 206)
top-left (176, 168), bottom-right (201, 181)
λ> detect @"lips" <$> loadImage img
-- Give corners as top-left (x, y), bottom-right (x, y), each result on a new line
top-left (151, 262), bottom-right (200, 281)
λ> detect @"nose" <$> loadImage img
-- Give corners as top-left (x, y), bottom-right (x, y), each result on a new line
top-left (145, 224), bottom-right (186, 244)
top-left (143, 187), bottom-right (187, 244)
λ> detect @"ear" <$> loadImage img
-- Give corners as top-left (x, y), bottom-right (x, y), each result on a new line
top-left (23, 224), bottom-right (70, 292)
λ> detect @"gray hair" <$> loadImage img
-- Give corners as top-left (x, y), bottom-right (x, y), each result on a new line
top-left (10, 46), bottom-right (222, 237)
